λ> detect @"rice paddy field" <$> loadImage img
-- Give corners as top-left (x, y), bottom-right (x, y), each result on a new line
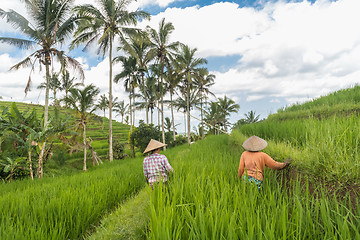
top-left (1, 86), bottom-right (360, 239)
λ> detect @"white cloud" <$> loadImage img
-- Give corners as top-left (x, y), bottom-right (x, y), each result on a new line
top-left (2, 0), bottom-right (360, 126)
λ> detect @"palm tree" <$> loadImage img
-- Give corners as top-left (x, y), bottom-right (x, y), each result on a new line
top-left (120, 34), bottom-right (155, 123)
top-left (60, 70), bottom-right (83, 107)
top-left (113, 100), bottom-right (129, 123)
top-left (0, 0), bottom-right (84, 126)
top-left (96, 94), bottom-right (109, 119)
top-left (172, 89), bottom-right (202, 138)
top-left (71, 0), bottom-right (149, 162)
top-left (194, 69), bottom-right (216, 139)
top-left (204, 101), bottom-right (224, 135)
top-left (245, 110), bottom-right (260, 124)
top-left (64, 84), bottom-right (100, 171)
top-left (96, 94), bottom-right (108, 130)
top-left (217, 96), bottom-right (240, 132)
top-left (0, 0), bottom-right (84, 177)
top-left (114, 56), bottom-right (139, 132)
top-left (37, 73), bottom-right (61, 106)
top-left (175, 45), bottom-right (207, 144)
top-left (147, 18), bottom-right (180, 147)
top-left (165, 63), bottom-right (181, 141)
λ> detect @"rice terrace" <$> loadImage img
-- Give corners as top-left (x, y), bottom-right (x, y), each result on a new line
top-left (1, 0), bottom-right (360, 239)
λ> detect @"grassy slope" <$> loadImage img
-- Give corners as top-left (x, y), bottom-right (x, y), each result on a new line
top-left (239, 85), bottom-right (360, 184)
top-left (0, 101), bottom-right (130, 173)
top-left (269, 85), bottom-right (360, 120)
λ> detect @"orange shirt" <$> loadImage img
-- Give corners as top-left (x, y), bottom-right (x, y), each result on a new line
top-left (238, 151), bottom-right (287, 181)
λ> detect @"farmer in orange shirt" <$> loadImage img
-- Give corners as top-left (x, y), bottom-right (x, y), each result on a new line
top-left (238, 136), bottom-right (290, 190)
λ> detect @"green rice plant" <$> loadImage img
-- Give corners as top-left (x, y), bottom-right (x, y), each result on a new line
top-left (146, 135), bottom-right (360, 239)
top-left (0, 158), bottom-right (145, 239)
top-left (238, 114), bottom-right (360, 183)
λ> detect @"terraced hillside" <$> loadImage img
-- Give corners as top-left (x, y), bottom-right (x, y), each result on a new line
top-left (0, 101), bottom-right (130, 173)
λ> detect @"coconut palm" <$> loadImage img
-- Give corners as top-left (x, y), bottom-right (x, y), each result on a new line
top-left (204, 101), bottom-right (224, 135)
top-left (60, 70), bottom-right (83, 107)
top-left (0, 0), bottom-right (84, 125)
top-left (96, 94), bottom-right (108, 130)
top-left (175, 45), bottom-right (207, 144)
top-left (71, 0), bottom-right (149, 162)
top-left (63, 84), bottom-right (100, 171)
top-left (172, 89), bottom-right (202, 138)
top-left (120, 34), bottom-right (155, 123)
top-left (0, 0), bottom-right (84, 176)
top-left (217, 96), bottom-right (240, 132)
top-left (113, 100), bottom-right (129, 123)
top-left (37, 73), bottom-right (61, 106)
top-left (114, 56), bottom-right (139, 131)
top-left (245, 110), bottom-right (260, 124)
top-left (134, 76), bottom-right (157, 123)
top-left (194, 69), bottom-right (216, 139)
top-left (165, 63), bottom-right (181, 140)
top-left (147, 18), bottom-right (180, 146)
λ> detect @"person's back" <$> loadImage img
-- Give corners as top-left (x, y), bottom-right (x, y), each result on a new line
top-left (143, 139), bottom-right (174, 187)
top-left (239, 151), bottom-right (287, 181)
top-left (238, 136), bottom-right (290, 189)
top-left (143, 152), bottom-right (173, 184)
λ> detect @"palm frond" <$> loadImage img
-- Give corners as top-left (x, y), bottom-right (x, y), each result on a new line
top-left (0, 9), bottom-right (35, 36)
top-left (0, 37), bottom-right (35, 50)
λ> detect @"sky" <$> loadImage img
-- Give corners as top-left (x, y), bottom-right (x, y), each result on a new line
top-left (1, 0), bottom-right (360, 134)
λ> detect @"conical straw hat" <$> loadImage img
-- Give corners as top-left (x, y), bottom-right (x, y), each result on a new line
top-left (143, 139), bottom-right (167, 154)
top-left (242, 136), bottom-right (267, 151)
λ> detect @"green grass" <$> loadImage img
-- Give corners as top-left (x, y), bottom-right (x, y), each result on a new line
top-left (0, 157), bottom-right (145, 239)
top-left (238, 114), bottom-right (360, 184)
top-left (145, 135), bottom-right (360, 239)
top-left (87, 188), bottom-right (150, 240)
top-left (269, 85), bottom-right (360, 120)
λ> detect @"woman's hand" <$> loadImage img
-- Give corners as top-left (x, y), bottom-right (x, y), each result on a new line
top-left (284, 158), bottom-right (292, 166)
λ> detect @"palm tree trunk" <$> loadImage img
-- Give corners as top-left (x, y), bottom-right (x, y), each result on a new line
top-left (201, 94), bottom-right (204, 139)
top-left (142, 74), bottom-right (149, 124)
top-left (37, 60), bottom-right (51, 178)
top-left (83, 121), bottom-right (87, 171)
top-left (108, 38), bottom-right (113, 162)
top-left (43, 61), bottom-right (50, 125)
top-left (184, 111), bottom-right (186, 136)
top-left (170, 92), bottom-right (176, 141)
top-left (160, 61), bottom-right (166, 149)
top-left (186, 76), bottom-right (191, 145)
top-left (158, 101), bottom-right (160, 128)
top-left (28, 150), bottom-right (33, 180)
top-left (102, 109), bottom-right (105, 130)
top-left (151, 107), bottom-right (153, 124)
top-left (133, 88), bottom-right (135, 127)
top-left (129, 95), bottom-right (132, 133)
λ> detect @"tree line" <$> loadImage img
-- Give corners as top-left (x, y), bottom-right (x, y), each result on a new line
top-left (0, 0), bottom-right (243, 177)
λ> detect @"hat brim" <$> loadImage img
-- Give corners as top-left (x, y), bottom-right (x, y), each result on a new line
top-left (242, 136), bottom-right (267, 151)
top-left (143, 139), bottom-right (167, 154)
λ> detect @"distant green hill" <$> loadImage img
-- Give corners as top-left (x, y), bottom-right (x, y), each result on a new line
top-left (268, 85), bottom-right (360, 121)
top-left (0, 101), bottom-right (130, 173)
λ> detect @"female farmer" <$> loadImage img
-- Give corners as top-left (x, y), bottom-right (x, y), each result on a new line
top-left (238, 136), bottom-right (290, 190)
top-left (143, 139), bottom-right (173, 188)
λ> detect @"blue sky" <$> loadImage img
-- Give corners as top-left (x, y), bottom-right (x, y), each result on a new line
top-left (1, 0), bottom-right (359, 133)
